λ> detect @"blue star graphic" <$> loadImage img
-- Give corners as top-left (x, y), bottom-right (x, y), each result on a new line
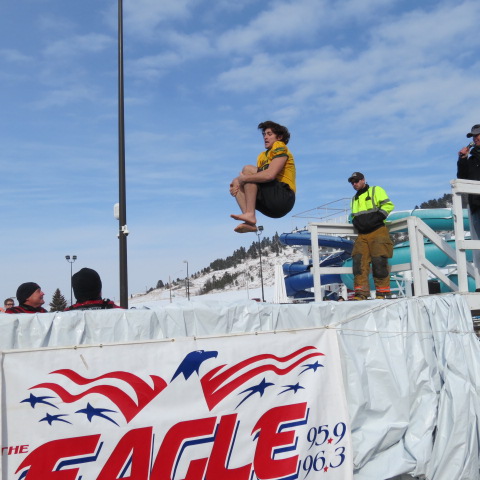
top-left (40, 413), bottom-right (71, 425)
top-left (21, 393), bottom-right (58, 409)
top-left (279, 382), bottom-right (305, 395)
top-left (76, 402), bottom-right (119, 426)
top-left (236, 378), bottom-right (274, 408)
top-left (299, 361), bottom-right (324, 375)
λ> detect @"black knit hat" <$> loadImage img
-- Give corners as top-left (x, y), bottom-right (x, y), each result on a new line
top-left (72, 268), bottom-right (102, 302)
top-left (16, 282), bottom-right (41, 305)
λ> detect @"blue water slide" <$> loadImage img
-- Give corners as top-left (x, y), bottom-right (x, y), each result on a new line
top-left (438, 274), bottom-right (476, 293)
top-left (387, 208), bottom-right (470, 231)
top-left (282, 251), bottom-right (351, 296)
top-left (281, 231), bottom-right (354, 253)
top-left (282, 251), bottom-right (351, 275)
top-left (280, 208), bottom-right (472, 298)
top-left (280, 233), bottom-right (354, 297)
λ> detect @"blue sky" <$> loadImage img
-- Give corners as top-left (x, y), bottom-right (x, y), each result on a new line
top-left (1, 0), bottom-right (479, 304)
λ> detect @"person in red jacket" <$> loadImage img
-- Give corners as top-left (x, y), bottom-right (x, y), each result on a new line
top-left (65, 268), bottom-right (121, 311)
top-left (6, 283), bottom-right (47, 313)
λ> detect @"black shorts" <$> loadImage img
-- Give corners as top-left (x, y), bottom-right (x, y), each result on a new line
top-left (256, 181), bottom-right (295, 218)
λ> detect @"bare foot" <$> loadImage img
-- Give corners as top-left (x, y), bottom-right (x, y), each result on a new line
top-left (234, 223), bottom-right (258, 233)
top-left (230, 213), bottom-right (257, 225)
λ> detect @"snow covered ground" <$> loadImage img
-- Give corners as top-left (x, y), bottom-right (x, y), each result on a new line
top-left (129, 245), bottom-right (304, 308)
top-left (129, 285), bottom-right (277, 309)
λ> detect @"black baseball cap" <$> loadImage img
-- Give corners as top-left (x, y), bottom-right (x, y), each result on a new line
top-left (348, 172), bottom-right (364, 183)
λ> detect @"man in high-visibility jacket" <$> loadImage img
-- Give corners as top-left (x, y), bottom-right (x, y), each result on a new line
top-left (348, 172), bottom-right (394, 300)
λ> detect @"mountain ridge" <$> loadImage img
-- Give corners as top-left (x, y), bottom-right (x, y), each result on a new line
top-left (130, 243), bottom-right (304, 305)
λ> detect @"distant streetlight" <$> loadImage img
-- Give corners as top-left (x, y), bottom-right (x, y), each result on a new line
top-left (65, 255), bottom-right (77, 305)
top-left (183, 260), bottom-right (190, 300)
top-left (256, 226), bottom-right (265, 302)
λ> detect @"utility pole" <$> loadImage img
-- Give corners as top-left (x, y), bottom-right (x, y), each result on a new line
top-left (256, 226), bottom-right (265, 302)
top-left (117, 0), bottom-right (128, 308)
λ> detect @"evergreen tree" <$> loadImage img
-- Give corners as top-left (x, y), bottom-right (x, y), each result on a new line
top-left (50, 288), bottom-right (67, 312)
top-left (156, 279), bottom-right (165, 289)
top-left (415, 193), bottom-right (467, 209)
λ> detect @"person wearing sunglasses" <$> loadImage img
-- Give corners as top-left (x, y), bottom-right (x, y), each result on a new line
top-left (348, 172), bottom-right (394, 300)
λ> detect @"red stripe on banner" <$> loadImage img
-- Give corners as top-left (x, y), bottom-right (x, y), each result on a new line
top-left (31, 371), bottom-right (167, 423)
top-left (200, 347), bottom-right (324, 410)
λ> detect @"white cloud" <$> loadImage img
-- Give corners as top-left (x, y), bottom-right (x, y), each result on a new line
top-left (217, 0), bottom-right (327, 54)
top-left (32, 84), bottom-right (99, 109)
top-left (43, 33), bottom-right (113, 58)
top-left (215, 0), bottom-right (394, 56)
top-left (216, 53), bottom-right (287, 92)
top-left (130, 52), bottom-right (183, 80)
top-left (121, 0), bottom-right (199, 38)
top-left (214, 0), bottom-right (480, 141)
top-left (372, 1), bottom-right (476, 53)
top-left (130, 31), bottom-right (213, 80)
top-left (0, 48), bottom-right (32, 64)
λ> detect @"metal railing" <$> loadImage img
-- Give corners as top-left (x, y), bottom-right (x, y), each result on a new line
top-left (451, 179), bottom-right (480, 291)
top-left (308, 182), bottom-right (480, 302)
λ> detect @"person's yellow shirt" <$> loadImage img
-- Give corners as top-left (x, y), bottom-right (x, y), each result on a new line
top-left (257, 141), bottom-right (296, 193)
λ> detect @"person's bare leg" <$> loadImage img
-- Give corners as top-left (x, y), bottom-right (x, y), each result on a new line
top-left (231, 181), bottom-right (257, 224)
top-left (232, 187), bottom-right (247, 214)
top-left (231, 165), bottom-right (258, 225)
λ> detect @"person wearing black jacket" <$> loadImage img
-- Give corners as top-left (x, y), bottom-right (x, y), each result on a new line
top-left (65, 268), bottom-right (121, 311)
top-left (457, 124), bottom-right (480, 283)
top-left (6, 282), bottom-right (47, 314)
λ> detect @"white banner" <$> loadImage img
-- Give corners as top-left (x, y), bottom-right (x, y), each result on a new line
top-left (2, 328), bottom-right (352, 479)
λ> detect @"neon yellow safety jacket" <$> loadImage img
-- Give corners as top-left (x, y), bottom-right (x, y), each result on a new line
top-left (350, 185), bottom-right (394, 234)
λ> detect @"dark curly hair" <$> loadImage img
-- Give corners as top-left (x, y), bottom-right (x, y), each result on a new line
top-left (258, 121), bottom-right (290, 144)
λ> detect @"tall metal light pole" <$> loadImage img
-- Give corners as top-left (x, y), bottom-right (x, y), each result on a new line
top-left (183, 260), bottom-right (190, 300)
top-left (118, 0), bottom-right (128, 308)
top-left (256, 226), bottom-right (265, 302)
top-left (65, 255), bottom-right (77, 305)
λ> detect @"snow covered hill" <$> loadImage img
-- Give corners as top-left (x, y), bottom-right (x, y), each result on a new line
top-left (130, 245), bottom-right (305, 307)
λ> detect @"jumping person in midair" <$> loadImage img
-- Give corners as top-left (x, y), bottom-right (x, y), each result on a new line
top-left (229, 121), bottom-right (296, 233)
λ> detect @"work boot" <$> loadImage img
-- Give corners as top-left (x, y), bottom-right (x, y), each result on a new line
top-left (352, 294), bottom-right (368, 301)
top-left (375, 293), bottom-right (392, 299)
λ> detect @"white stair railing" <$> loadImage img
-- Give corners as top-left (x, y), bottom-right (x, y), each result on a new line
top-left (451, 179), bottom-right (480, 291)
top-left (308, 210), bottom-right (475, 302)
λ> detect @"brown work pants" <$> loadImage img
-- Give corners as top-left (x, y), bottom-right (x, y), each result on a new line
top-left (351, 225), bottom-right (393, 298)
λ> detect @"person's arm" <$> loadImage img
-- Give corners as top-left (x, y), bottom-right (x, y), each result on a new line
top-left (229, 177), bottom-right (240, 196)
top-left (459, 146), bottom-right (470, 159)
top-left (457, 149), bottom-right (469, 179)
top-left (374, 187), bottom-right (394, 217)
top-left (237, 156), bottom-right (288, 186)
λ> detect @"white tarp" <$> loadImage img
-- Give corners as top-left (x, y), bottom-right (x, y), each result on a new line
top-left (1, 293), bottom-right (479, 479)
